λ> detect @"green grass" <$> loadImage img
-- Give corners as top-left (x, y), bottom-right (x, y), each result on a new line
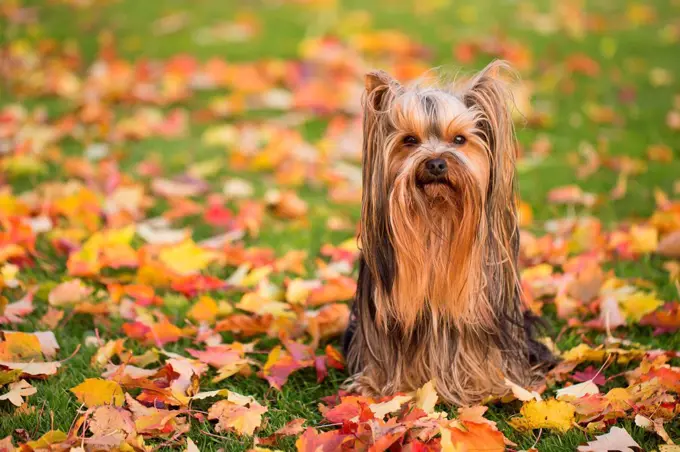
top-left (1, 0), bottom-right (680, 450)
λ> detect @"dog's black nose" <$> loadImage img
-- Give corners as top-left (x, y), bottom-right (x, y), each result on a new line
top-left (425, 158), bottom-right (447, 177)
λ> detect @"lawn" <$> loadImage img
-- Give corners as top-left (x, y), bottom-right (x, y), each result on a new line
top-left (1, 0), bottom-right (680, 451)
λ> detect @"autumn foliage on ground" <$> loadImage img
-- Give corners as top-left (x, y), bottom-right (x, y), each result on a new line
top-left (1, 0), bottom-right (680, 451)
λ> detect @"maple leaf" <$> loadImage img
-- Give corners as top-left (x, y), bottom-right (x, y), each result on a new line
top-left (657, 230), bottom-right (680, 257)
top-left (48, 279), bottom-right (93, 306)
top-left (368, 395), bottom-right (413, 420)
top-left (321, 395), bottom-right (375, 424)
top-left (324, 345), bottom-right (344, 370)
top-left (207, 397), bottom-right (268, 436)
top-left (306, 303), bottom-right (349, 347)
top-left (187, 295), bottom-right (219, 324)
top-left (295, 427), bottom-right (349, 452)
top-left (0, 379), bottom-right (36, 406)
top-left (70, 378), bottom-right (124, 407)
top-left (414, 380), bottom-right (439, 415)
top-left (307, 276), bottom-right (356, 306)
top-left (158, 239), bottom-right (218, 276)
top-left (0, 360), bottom-right (61, 377)
top-left (572, 366), bottom-right (606, 385)
top-left (556, 380), bottom-right (600, 400)
top-left (635, 414), bottom-right (673, 444)
top-left (125, 393), bottom-right (189, 435)
top-left (147, 320), bottom-right (184, 347)
top-left (0, 331), bottom-right (41, 361)
top-left (640, 302), bottom-right (680, 334)
top-left (0, 289), bottom-right (34, 324)
top-left (0, 436), bottom-right (15, 452)
top-left (577, 426), bottom-right (641, 451)
top-left (261, 345), bottom-right (312, 390)
top-left (619, 291), bottom-right (663, 322)
top-left (444, 421), bottom-right (506, 452)
top-left (88, 405), bottom-right (135, 436)
top-left (258, 418), bottom-right (306, 446)
top-left (237, 293), bottom-right (293, 318)
top-left (504, 378), bottom-right (542, 402)
top-left (25, 431), bottom-right (68, 450)
top-left (508, 399), bottom-right (575, 432)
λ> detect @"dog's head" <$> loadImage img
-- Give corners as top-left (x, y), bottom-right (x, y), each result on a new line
top-left (360, 61), bottom-right (520, 329)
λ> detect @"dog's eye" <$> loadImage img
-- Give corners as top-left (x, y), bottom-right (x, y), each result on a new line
top-left (452, 135), bottom-right (467, 145)
top-left (403, 135), bottom-right (419, 146)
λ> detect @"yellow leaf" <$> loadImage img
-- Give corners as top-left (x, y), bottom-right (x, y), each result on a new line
top-left (70, 378), bottom-right (124, 407)
top-left (414, 380), bottom-right (438, 414)
top-left (236, 293), bottom-right (292, 318)
top-left (188, 296), bottom-right (219, 324)
top-left (241, 266), bottom-right (272, 287)
top-left (368, 395), bottom-right (412, 420)
top-left (439, 425), bottom-right (460, 452)
top-left (509, 399), bottom-right (575, 433)
top-left (520, 263), bottom-right (553, 280)
top-left (26, 430), bottom-right (67, 449)
top-left (619, 291), bottom-right (663, 322)
top-left (630, 225), bottom-right (658, 254)
top-left (0, 331), bottom-right (42, 361)
top-left (158, 240), bottom-right (218, 276)
top-left (561, 344), bottom-right (606, 363)
top-left (605, 387), bottom-right (632, 411)
top-left (285, 279), bottom-right (319, 305)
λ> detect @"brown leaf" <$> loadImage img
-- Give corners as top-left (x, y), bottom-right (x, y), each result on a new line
top-left (89, 406), bottom-right (135, 436)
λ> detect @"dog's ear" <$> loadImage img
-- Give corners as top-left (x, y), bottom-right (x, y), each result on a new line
top-left (364, 71), bottom-right (398, 107)
top-left (360, 71), bottom-right (400, 300)
top-left (462, 60), bottom-right (516, 164)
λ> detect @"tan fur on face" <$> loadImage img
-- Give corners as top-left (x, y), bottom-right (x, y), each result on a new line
top-left (378, 86), bottom-right (495, 332)
top-left (346, 61), bottom-right (544, 406)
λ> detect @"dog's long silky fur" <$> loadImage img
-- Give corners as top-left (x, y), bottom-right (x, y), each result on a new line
top-left (343, 60), bottom-right (553, 406)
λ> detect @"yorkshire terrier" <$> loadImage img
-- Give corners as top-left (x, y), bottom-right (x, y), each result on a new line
top-left (343, 60), bottom-right (553, 406)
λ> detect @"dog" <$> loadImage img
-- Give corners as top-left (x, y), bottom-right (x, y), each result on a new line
top-left (343, 60), bottom-right (553, 406)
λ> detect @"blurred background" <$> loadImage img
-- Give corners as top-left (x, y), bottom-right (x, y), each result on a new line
top-left (2, 0), bottom-right (679, 228)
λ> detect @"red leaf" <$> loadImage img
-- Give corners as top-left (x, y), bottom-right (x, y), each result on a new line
top-left (295, 427), bottom-right (350, 452)
top-left (572, 366), bottom-right (606, 385)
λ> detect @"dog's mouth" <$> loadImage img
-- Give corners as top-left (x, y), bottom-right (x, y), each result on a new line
top-left (417, 178), bottom-right (459, 198)
top-left (417, 177), bottom-right (455, 189)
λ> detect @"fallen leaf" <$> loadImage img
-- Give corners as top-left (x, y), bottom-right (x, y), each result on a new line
top-left (208, 397), bottom-right (268, 436)
top-left (89, 405), bottom-right (135, 436)
top-left (158, 240), bottom-right (219, 276)
top-left (577, 426), bottom-right (641, 451)
top-left (509, 399), bottom-right (575, 433)
top-left (0, 380), bottom-right (36, 406)
top-left (556, 380), bottom-right (600, 399)
top-left (504, 378), bottom-right (542, 401)
top-left (658, 230), bottom-right (680, 257)
top-left (48, 279), bottom-right (93, 306)
top-left (70, 378), bottom-right (124, 407)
